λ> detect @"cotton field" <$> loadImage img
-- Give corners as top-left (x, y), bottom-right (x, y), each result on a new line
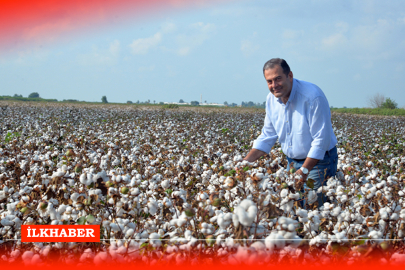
top-left (0, 102), bottom-right (405, 266)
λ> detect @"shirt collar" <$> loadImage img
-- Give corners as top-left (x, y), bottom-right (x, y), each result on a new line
top-left (276, 78), bottom-right (297, 105)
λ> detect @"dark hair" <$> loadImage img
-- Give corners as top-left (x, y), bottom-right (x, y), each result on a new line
top-left (263, 58), bottom-right (291, 76)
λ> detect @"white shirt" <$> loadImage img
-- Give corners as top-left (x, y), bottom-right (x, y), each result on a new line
top-left (252, 78), bottom-right (337, 160)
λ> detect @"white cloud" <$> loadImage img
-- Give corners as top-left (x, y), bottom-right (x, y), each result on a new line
top-left (353, 73), bottom-right (361, 81)
top-left (77, 40), bottom-right (120, 65)
top-left (282, 29), bottom-right (299, 39)
top-left (240, 40), bottom-right (259, 56)
top-left (240, 32), bottom-right (260, 57)
top-left (109, 40), bottom-right (120, 56)
top-left (129, 33), bottom-right (162, 55)
top-left (175, 22), bottom-right (216, 56)
top-left (177, 47), bottom-right (191, 56)
top-left (321, 33), bottom-right (348, 50)
top-left (319, 18), bottom-right (405, 63)
top-left (138, 65), bottom-right (155, 72)
top-left (128, 22), bottom-right (177, 55)
top-left (161, 22), bottom-right (176, 33)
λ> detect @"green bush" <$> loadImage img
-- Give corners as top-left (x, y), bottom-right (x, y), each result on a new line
top-left (331, 107), bottom-right (405, 116)
top-left (28, 92), bottom-right (40, 98)
top-left (380, 98), bottom-right (398, 109)
top-left (163, 104), bottom-right (179, 109)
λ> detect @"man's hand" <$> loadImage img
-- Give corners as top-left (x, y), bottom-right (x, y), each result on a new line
top-left (295, 169), bottom-right (308, 182)
top-left (293, 157), bottom-right (319, 190)
top-left (294, 169), bottom-right (307, 191)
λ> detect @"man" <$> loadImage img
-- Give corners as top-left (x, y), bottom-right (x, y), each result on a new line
top-left (243, 58), bottom-right (338, 207)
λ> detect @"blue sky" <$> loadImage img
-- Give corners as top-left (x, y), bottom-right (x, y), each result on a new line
top-left (1, 0), bottom-right (405, 108)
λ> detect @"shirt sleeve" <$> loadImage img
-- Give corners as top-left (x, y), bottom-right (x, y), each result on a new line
top-left (307, 96), bottom-right (332, 160)
top-left (252, 105), bottom-right (278, 154)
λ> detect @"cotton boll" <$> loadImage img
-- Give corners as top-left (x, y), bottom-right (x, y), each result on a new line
top-left (161, 180), bottom-right (170, 189)
top-left (307, 190), bottom-right (318, 205)
top-left (331, 207), bottom-right (341, 216)
top-left (233, 199), bottom-right (257, 227)
top-left (289, 192), bottom-right (300, 200)
top-left (147, 200), bottom-right (158, 216)
top-left (265, 231), bottom-right (285, 250)
top-left (94, 252), bottom-right (110, 265)
top-left (149, 232), bottom-right (162, 247)
top-left (390, 213), bottom-right (399, 221)
top-left (280, 189), bottom-right (289, 198)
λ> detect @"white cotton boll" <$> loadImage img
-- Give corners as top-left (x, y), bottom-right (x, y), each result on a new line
top-left (307, 190), bottom-right (318, 205)
top-left (390, 213), bottom-right (399, 221)
top-left (217, 213), bottom-right (233, 230)
top-left (125, 229), bottom-right (134, 238)
top-left (177, 218), bottom-right (187, 227)
top-left (280, 189), bottom-right (289, 198)
top-left (331, 207), bottom-right (341, 216)
top-left (296, 208), bottom-right (308, 218)
top-left (289, 192), bottom-right (300, 200)
top-left (147, 201), bottom-right (158, 216)
top-left (109, 223), bottom-right (120, 232)
top-left (287, 223), bottom-right (296, 232)
top-left (149, 232), bottom-right (162, 247)
top-left (161, 180), bottom-right (170, 189)
top-left (233, 199), bottom-right (257, 227)
top-left (252, 172), bottom-right (264, 180)
top-left (1, 219), bottom-right (14, 226)
top-left (265, 231), bottom-right (285, 250)
top-left (380, 211), bottom-right (389, 220)
top-left (80, 173), bottom-right (87, 184)
top-left (280, 200), bottom-right (294, 213)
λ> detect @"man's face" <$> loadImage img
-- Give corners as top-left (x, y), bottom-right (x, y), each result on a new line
top-left (264, 65), bottom-right (293, 102)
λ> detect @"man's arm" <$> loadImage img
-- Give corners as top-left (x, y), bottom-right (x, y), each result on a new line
top-left (243, 148), bottom-right (267, 162)
top-left (243, 98), bottom-right (278, 162)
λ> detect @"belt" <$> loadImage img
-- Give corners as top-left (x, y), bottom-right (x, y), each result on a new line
top-left (289, 146), bottom-right (337, 162)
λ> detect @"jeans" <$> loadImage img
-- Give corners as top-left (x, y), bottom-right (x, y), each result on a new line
top-left (286, 146), bottom-right (338, 208)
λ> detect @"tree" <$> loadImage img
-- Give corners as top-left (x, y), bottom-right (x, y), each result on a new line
top-left (224, 101), bottom-right (228, 106)
top-left (14, 94), bottom-right (22, 98)
top-left (179, 99), bottom-right (185, 103)
top-left (381, 97), bottom-right (398, 109)
top-left (367, 93), bottom-right (385, 108)
top-left (190, 101), bottom-right (199, 106)
top-left (28, 92), bottom-right (40, 98)
top-left (127, 101), bottom-right (133, 104)
top-left (101, 96), bottom-right (108, 103)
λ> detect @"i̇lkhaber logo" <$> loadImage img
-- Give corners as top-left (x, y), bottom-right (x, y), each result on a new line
top-left (21, 225), bottom-right (100, 242)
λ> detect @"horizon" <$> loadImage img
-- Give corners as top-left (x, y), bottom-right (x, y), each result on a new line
top-left (1, 0), bottom-right (405, 108)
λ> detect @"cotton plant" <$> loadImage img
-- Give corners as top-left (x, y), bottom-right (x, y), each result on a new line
top-left (1, 104), bottom-right (405, 264)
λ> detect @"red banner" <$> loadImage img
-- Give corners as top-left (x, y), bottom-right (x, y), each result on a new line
top-left (21, 225), bottom-right (100, 242)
